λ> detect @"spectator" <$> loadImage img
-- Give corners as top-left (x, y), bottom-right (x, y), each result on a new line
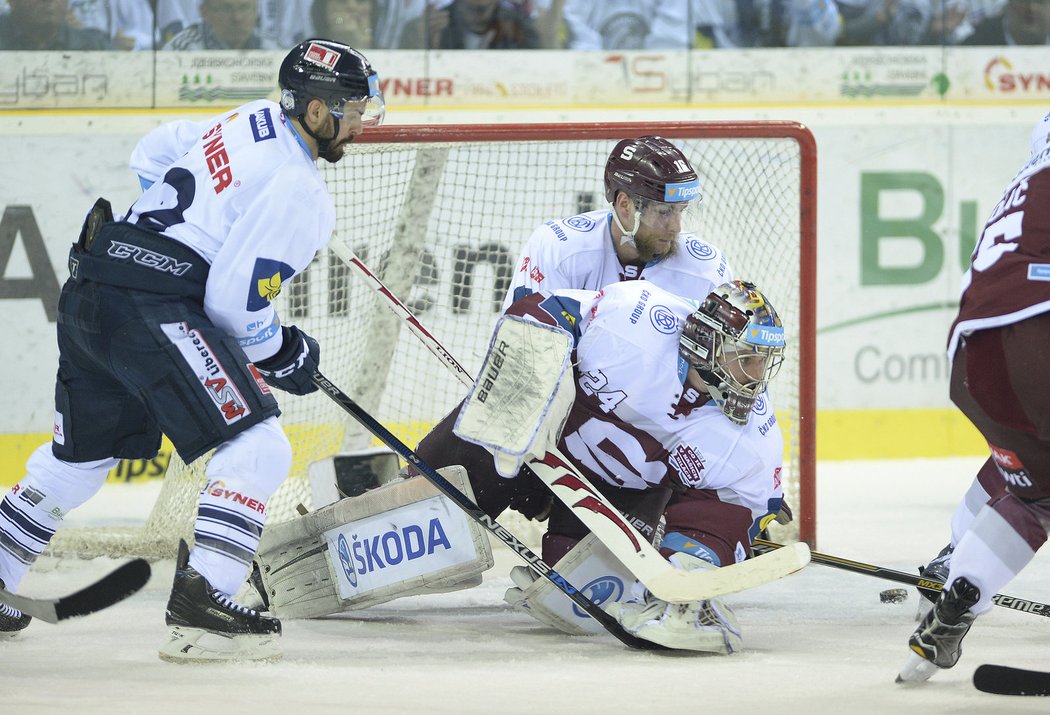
top-left (373, 0), bottom-right (431, 48)
top-left (312, 0), bottom-right (375, 48)
top-left (258, 0), bottom-right (313, 47)
top-left (157, 0), bottom-right (312, 47)
top-left (402, 0), bottom-right (541, 49)
top-left (963, 0), bottom-right (1050, 44)
top-left (0, 0), bottom-right (111, 49)
top-left (156, 0), bottom-right (199, 43)
top-left (564, 0), bottom-right (840, 50)
top-left (162, 0), bottom-right (280, 49)
top-left (70, 0), bottom-right (156, 50)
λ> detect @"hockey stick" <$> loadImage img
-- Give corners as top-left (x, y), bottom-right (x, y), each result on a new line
top-left (0, 558), bottom-right (151, 624)
top-left (973, 664), bottom-right (1050, 696)
top-left (329, 237), bottom-right (810, 602)
top-left (309, 369), bottom-right (664, 650)
top-left (752, 538), bottom-right (1050, 618)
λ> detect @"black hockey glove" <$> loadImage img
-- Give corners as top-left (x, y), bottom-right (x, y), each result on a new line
top-left (254, 325), bottom-right (320, 395)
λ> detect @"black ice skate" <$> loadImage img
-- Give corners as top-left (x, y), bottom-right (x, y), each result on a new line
top-left (0, 580), bottom-right (31, 637)
top-left (159, 540), bottom-right (281, 663)
top-left (917, 543), bottom-right (953, 603)
top-left (896, 576), bottom-right (979, 684)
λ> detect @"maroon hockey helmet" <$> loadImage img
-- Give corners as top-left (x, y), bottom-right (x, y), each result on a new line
top-left (603, 136), bottom-right (702, 205)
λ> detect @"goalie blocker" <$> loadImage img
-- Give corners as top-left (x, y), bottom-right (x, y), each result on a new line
top-left (252, 466), bottom-right (493, 618)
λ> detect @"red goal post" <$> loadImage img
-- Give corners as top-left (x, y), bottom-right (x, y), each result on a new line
top-left (340, 121), bottom-right (817, 546)
top-left (46, 120), bottom-right (816, 560)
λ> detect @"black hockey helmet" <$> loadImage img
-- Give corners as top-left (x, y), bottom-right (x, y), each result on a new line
top-left (278, 39), bottom-right (385, 126)
top-left (603, 136), bottom-right (701, 205)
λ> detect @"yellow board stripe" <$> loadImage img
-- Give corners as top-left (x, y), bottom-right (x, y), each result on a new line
top-left (0, 409), bottom-right (987, 487)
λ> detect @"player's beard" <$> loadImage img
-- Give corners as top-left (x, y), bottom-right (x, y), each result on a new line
top-left (319, 115), bottom-right (354, 164)
top-left (632, 231), bottom-right (679, 263)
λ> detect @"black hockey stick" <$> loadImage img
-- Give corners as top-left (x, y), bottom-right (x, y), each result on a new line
top-left (310, 370), bottom-right (665, 651)
top-left (0, 558), bottom-right (151, 624)
top-left (752, 538), bottom-right (1050, 618)
top-left (974, 664), bottom-right (1050, 696)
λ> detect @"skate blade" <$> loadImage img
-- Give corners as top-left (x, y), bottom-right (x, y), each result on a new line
top-left (895, 651), bottom-right (939, 685)
top-left (158, 625), bottom-right (282, 664)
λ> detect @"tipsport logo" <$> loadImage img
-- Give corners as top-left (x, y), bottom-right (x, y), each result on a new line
top-left (664, 179), bottom-right (702, 203)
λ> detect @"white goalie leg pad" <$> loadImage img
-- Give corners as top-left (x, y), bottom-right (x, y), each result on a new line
top-left (454, 315), bottom-right (576, 477)
top-left (254, 466), bottom-right (493, 619)
top-left (613, 552), bottom-right (744, 654)
top-left (504, 533), bottom-right (635, 636)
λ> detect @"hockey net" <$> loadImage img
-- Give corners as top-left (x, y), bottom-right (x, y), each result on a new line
top-left (47, 122), bottom-right (816, 560)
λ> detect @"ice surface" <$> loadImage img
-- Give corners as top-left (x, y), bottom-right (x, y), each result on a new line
top-left (3, 456), bottom-right (1049, 714)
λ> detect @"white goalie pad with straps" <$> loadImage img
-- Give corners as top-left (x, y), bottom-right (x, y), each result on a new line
top-left (454, 314), bottom-right (576, 478)
top-left (254, 466), bottom-right (493, 619)
top-left (505, 537), bottom-right (743, 652)
top-left (504, 533), bottom-right (634, 636)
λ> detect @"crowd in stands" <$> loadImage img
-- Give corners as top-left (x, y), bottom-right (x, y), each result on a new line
top-left (0, 0), bottom-right (1046, 51)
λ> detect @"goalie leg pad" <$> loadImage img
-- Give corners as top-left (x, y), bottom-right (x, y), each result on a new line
top-left (613, 553), bottom-right (743, 654)
top-left (504, 533), bottom-right (634, 636)
top-left (255, 466), bottom-right (492, 618)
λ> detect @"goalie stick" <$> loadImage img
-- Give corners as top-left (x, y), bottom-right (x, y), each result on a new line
top-left (0, 558), bottom-right (151, 624)
top-left (752, 538), bottom-right (1050, 618)
top-left (329, 237), bottom-right (810, 602)
top-left (973, 664), bottom-right (1050, 697)
top-left (310, 370), bottom-right (663, 650)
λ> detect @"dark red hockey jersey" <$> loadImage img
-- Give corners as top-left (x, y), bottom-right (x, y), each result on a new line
top-left (949, 138), bottom-right (1050, 361)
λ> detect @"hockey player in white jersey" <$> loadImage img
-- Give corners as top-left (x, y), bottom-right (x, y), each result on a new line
top-left (415, 278), bottom-right (788, 651)
top-left (0, 39), bottom-right (384, 661)
top-left (504, 135), bottom-right (733, 311)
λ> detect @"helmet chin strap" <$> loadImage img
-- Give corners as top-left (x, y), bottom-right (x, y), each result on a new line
top-left (611, 203), bottom-right (641, 247)
top-left (298, 111), bottom-right (341, 159)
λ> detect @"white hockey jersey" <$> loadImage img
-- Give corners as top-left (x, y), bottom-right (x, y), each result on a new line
top-left (519, 281), bottom-right (784, 530)
top-left (125, 99), bottom-right (335, 363)
top-left (503, 209), bottom-right (733, 311)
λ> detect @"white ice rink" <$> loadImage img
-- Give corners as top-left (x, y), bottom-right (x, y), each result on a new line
top-left (4, 456), bottom-right (1049, 714)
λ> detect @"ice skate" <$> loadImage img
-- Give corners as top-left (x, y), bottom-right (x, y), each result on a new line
top-left (896, 576), bottom-right (979, 684)
top-left (0, 580), bottom-right (31, 638)
top-left (915, 543), bottom-right (953, 620)
top-left (159, 540), bottom-right (282, 663)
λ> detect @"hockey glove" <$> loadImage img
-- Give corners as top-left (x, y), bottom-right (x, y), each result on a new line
top-left (254, 325), bottom-right (320, 395)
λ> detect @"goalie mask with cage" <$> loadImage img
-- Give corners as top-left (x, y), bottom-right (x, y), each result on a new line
top-left (278, 39), bottom-right (385, 127)
top-left (603, 136), bottom-right (703, 240)
top-left (679, 281), bottom-right (786, 425)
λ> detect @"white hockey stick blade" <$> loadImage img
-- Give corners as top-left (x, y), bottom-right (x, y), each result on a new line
top-left (529, 449), bottom-right (810, 602)
top-left (645, 541), bottom-right (811, 602)
top-left (0, 558), bottom-right (151, 624)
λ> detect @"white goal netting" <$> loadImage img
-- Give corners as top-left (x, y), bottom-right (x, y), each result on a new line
top-left (47, 122), bottom-right (816, 559)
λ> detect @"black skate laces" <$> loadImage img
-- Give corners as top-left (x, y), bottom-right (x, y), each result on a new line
top-left (209, 589), bottom-right (260, 617)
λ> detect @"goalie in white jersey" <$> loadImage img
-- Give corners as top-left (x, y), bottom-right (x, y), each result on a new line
top-left (415, 278), bottom-right (788, 652)
top-left (504, 134), bottom-right (733, 310)
top-left (0, 39), bottom-right (384, 661)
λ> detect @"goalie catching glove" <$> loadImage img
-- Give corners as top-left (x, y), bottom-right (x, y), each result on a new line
top-left (254, 325), bottom-right (320, 395)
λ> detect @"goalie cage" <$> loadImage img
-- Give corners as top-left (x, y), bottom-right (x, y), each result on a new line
top-left (46, 121), bottom-right (817, 560)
